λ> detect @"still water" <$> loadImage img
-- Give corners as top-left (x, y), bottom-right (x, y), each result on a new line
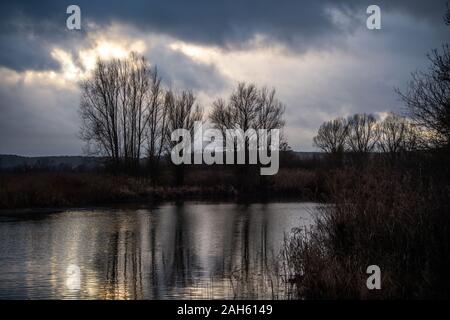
top-left (0, 202), bottom-right (317, 299)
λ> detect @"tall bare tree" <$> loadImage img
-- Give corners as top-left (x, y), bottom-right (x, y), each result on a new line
top-left (79, 58), bottom-right (122, 165)
top-left (165, 90), bottom-right (203, 185)
top-left (80, 53), bottom-right (161, 171)
top-left (398, 44), bottom-right (450, 150)
top-left (211, 83), bottom-right (260, 133)
top-left (145, 67), bottom-right (168, 178)
top-left (210, 82), bottom-right (285, 152)
top-left (257, 87), bottom-right (286, 131)
top-left (209, 82), bottom-right (286, 186)
top-left (313, 117), bottom-right (349, 154)
top-left (346, 113), bottom-right (380, 154)
top-left (398, 8), bottom-right (449, 150)
top-left (257, 87), bottom-right (286, 149)
top-left (119, 53), bottom-right (152, 168)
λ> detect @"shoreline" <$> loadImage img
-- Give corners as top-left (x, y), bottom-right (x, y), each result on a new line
top-left (0, 198), bottom-right (321, 214)
top-left (0, 170), bottom-right (326, 210)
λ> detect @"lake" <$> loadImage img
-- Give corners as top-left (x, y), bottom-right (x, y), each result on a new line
top-left (0, 202), bottom-right (318, 299)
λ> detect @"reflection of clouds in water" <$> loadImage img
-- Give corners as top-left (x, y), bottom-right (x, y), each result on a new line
top-left (66, 264), bottom-right (81, 291)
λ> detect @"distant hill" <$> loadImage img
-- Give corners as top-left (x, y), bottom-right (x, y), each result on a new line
top-left (0, 155), bottom-right (105, 171)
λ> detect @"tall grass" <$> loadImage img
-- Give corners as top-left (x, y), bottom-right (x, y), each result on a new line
top-left (283, 164), bottom-right (450, 299)
top-left (0, 172), bottom-right (150, 209)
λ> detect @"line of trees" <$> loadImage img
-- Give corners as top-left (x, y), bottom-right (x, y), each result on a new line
top-left (315, 7), bottom-right (449, 160)
top-left (79, 54), bottom-right (286, 182)
top-left (313, 112), bottom-right (419, 158)
top-left (80, 4), bottom-right (448, 179)
top-left (314, 36), bottom-right (449, 158)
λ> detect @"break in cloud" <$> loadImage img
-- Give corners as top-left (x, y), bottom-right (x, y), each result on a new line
top-left (0, 0), bottom-right (448, 155)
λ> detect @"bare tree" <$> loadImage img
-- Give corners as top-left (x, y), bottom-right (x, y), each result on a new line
top-left (165, 90), bottom-right (203, 185)
top-left (313, 117), bottom-right (349, 154)
top-left (346, 113), bottom-right (380, 154)
top-left (397, 8), bottom-right (449, 150)
top-left (213, 83), bottom-right (260, 132)
top-left (210, 83), bottom-right (260, 168)
top-left (257, 87), bottom-right (286, 131)
top-left (210, 82), bottom-right (285, 153)
top-left (165, 90), bottom-right (203, 143)
top-left (257, 87), bottom-right (287, 150)
top-left (377, 113), bottom-right (418, 156)
top-left (397, 44), bottom-right (450, 150)
top-left (79, 59), bottom-right (122, 165)
top-left (145, 67), bottom-right (168, 179)
top-left (80, 53), bottom-right (159, 171)
top-left (209, 82), bottom-right (286, 186)
top-left (119, 53), bottom-right (152, 169)
top-left (210, 98), bottom-right (233, 138)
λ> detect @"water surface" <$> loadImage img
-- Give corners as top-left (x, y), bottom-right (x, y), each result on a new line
top-left (0, 202), bottom-right (317, 299)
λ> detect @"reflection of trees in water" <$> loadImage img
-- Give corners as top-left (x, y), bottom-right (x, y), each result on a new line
top-left (2, 204), bottom-right (304, 299)
top-left (169, 203), bottom-right (194, 288)
top-left (97, 205), bottom-right (198, 299)
top-left (149, 212), bottom-right (160, 298)
top-left (227, 204), bottom-right (285, 299)
top-left (95, 204), bottom-right (286, 299)
top-left (103, 217), bottom-right (144, 299)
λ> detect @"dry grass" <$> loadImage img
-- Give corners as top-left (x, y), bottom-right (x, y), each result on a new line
top-left (282, 166), bottom-right (450, 299)
top-left (0, 167), bottom-right (327, 209)
top-left (0, 172), bottom-right (240, 209)
top-left (0, 172), bottom-right (148, 209)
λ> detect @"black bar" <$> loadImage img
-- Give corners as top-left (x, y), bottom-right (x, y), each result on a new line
top-left (0, 300), bottom-right (446, 319)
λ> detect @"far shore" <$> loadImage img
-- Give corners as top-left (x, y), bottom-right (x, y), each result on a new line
top-left (0, 199), bottom-right (321, 215)
top-left (0, 169), bottom-right (326, 210)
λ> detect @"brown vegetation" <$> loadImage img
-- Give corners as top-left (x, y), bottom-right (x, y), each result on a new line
top-left (283, 12), bottom-right (450, 299)
top-left (282, 162), bottom-right (450, 299)
top-left (0, 165), bottom-right (326, 209)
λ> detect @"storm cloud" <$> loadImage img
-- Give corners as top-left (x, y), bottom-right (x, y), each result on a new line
top-left (1, 0), bottom-right (448, 71)
top-left (0, 0), bottom-right (448, 155)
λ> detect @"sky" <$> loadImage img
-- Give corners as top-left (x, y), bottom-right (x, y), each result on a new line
top-left (0, 0), bottom-right (448, 156)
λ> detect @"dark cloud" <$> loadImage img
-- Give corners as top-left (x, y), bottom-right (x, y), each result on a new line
top-left (0, 0), bottom-right (448, 71)
top-left (145, 44), bottom-right (229, 92)
top-left (0, 0), bottom-right (83, 71)
top-left (0, 79), bottom-right (82, 156)
top-left (0, 0), bottom-right (449, 154)
top-left (0, 34), bottom-right (60, 71)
